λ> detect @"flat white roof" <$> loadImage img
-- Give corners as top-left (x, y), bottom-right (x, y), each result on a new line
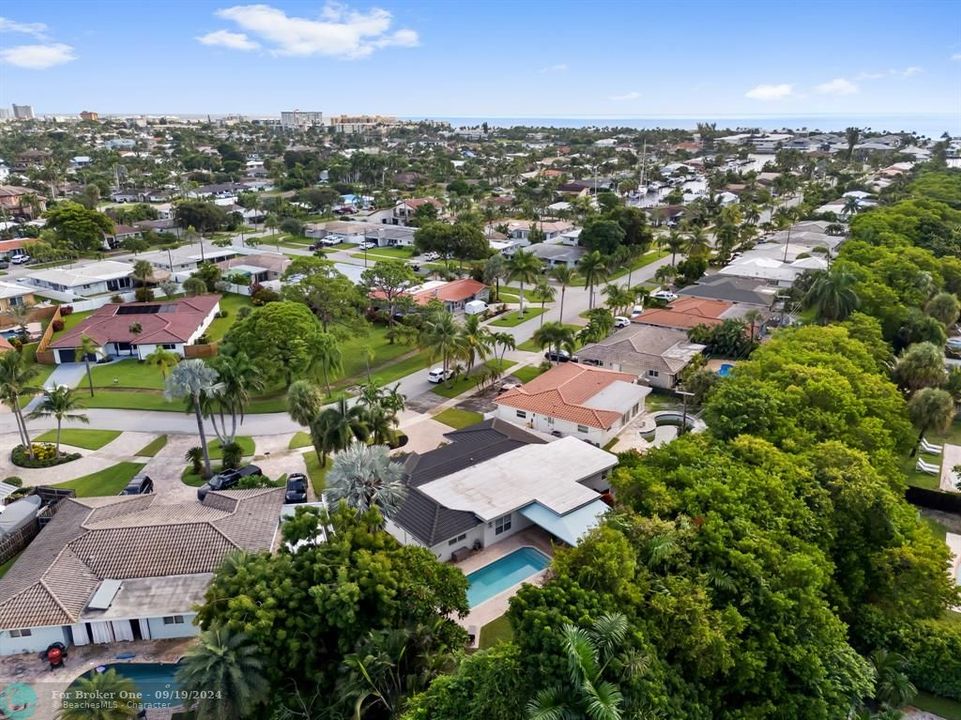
top-left (419, 437), bottom-right (616, 521)
top-left (28, 260), bottom-right (133, 287)
top-left (582, 380), bottom-right (650, 413)
top-left (0, 281), bottom-right (32, 300)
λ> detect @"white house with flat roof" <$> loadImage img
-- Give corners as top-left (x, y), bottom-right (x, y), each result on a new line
top-left (23, 260), bottom-right (134, 299)
top-left (138, 245), bottom-right (242, 276)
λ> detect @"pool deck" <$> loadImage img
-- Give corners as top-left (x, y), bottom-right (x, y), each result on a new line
top-left (0, 637), bottom-right (193, 720)
top-left (454, 528), bottom-right (555, 643)
top-left (948, 532), bottom-right (961, 612)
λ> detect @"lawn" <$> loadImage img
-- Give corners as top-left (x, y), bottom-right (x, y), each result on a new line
top-left (433, 408), bottom-right (484, 429)
top-left (478, 615), bottom-right (514, 649)
top-left (53, 461), bottom-right (146, 497)
top-left (34, 428), bottom-right (121, 450)
top-left (21, 343), bottom-right (55, 388)
top-left (913, 692), bottom-right (961, 720)
top-left (135, 434), bottom-right (168, 457)
top-left (207, 436), bottom-right (255, 459)
top-left (607, 249), bottom-right (670, 280)
top-left (350, 246), bottom-right (414, 261)
top-left (303, 450), bottom-right (328, 495)
top-left (205, 294), bottom-right (254, 342)
top-left (920, 514), bottom-right (948, 542)
top-left (366, 350), bottom-right (432, 387)
top-left (490, 308), bottom-right (546, 327)
top-left (511, 365), bottom-right (547, 384)
top-left (89, 359), bottom-right (166, 389)
top-left (899, 420), bottom-right (961, 490)
top-left (431, 360), bottom-right (514, 399)
top-left (289, 432), bottom-right (312, 449)
top-left (502, 285), bottom-right (555, 303)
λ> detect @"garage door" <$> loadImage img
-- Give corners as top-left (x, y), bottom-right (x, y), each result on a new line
top-left (57, 349), bottom-right (76, 363)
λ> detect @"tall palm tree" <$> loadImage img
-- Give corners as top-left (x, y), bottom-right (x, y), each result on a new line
top-left (57, 668), bottom-right (137, 720)
top-left (316, 398), bottom-right (370, 464)
top-left (28, 386), bottom-right (88, 457)
top-left (132, 259), bottom-right (153, 291)
top-left (527, 613), bottom-right (633, 720)
top-left (3, 302), bottom-right (31, 335)
top-left (907, 387), bottom-right (955, 457)
top-left (311, 332), bottom-right (342, 396)
top-left (0, 349), bottom-right (39, 456)
top-left (458, 313), bottom-right (493, 372)
top-left (743, 308), bottom-right (765, 343)
top-left (842, 196), bottom-right (861, 217)
top-left (894, 342), bottom-right (947, 393)
top-left (551, 265), bottom-right (576, 324)
top-left (76, 334), bottom-right (100, 397)
top-left (208, 352), bottom-right (264, 445)
top-left (164, 359), bottom-right (222, 477)
top-left (534, 278), bottom-right (556, 327)
top-left (685, 227), bottom-right (710, 259)
top-left (533, 322), bottom-right (576, 363)
top-left (577, 251), bottom-right (607, 310)
top-left (491, 331), bottom-right (516, 363)
top-left (176, 626), bottom-right (270, 720)
top-left (325, 441), bottom-right (407, 520)
top-left (419, 310), bottom-right (464, 376)
top-left (804, 267), bottom-right (860, 322)
top-left (602, 284), bottom-right (634, 316)
top-left (144, 346), bottom-right (179, 379)
top-left (287, 379), bottom-right (327, 462)
top-left (506, 249), bottom-right (542, 315)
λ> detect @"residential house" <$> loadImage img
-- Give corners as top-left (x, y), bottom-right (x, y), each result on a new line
top-left (677, 275), bottom-right (779, 307)
top-left (103, 224), bottom-right (143, 249)
top-left (718, 251), bottom-right (827, 287)
top-left (503, 220), bottom-right (574, 244)
top-left (390, 198), bottom-right (444, 226)
top-left (495, 363), bottom-right (650, 447)
top-left (372, 279), bottom-right (488, 314)
top-left (24, 261), bottom-right (136, 300)
top-left (0, 488), bottom-right (284, 656)
top-left (578, 325), bottom-right (706, 389)
top-left (632, 296), bottom-right (734, 331)
top-left (0, 186), bottom-right (45, 219)
top-left (0, 281), bottom-right (34, 313)
top-left (528, 241), bottom-right (585, 268)
top-left (138, 245), bottom-right (241, 275)
top-left (48, 295), bottom-right (221, 363)
top-left (216, 253), bottom-right (290, 283)
top-left (386, 420), bottom-right (617, 560)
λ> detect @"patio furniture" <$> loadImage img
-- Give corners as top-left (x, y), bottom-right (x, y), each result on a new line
top-left (915, 458), bottom-right (941, 475)
top-left (920, 438), bottom-right (943, 454)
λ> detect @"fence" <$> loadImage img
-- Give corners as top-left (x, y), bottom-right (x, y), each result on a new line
top-left (905, 486), bottom-right (961, 514)
top-left (33, 305), bottom-right (62, 365)
top-left (0, 487), bottom-right (75, 565)
top-left (184, 343), bottom-right (219, 360)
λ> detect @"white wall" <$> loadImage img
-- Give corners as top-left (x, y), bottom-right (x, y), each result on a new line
top-left (428, 524), bottom-right (486, 562)
top-left (494, 406), bottom-right (610, 446)
top-left (146, 613), bottom-right (200, 640)
top-left (0, 625), bottom-right (67, 656)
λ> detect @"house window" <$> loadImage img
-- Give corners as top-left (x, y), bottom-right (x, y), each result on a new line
top-left (577, 424), bottom-right (589, 434)
top-left (161, 344), bottom-right (176, 350)
top-left (163, 615), bottom-right (185, 625)
top-left (647, 369), bottom-right (659, 378)
top-left (9, 628), bottom-right (32, 638)
top-left (546, 416), bottom-right (554, 425)
top-left (494, 514), bottom-right (512, 536)
top-left (633, 403), bottom-right (639, 416)
top-left (515, 410), bottom-right (527, 419)
top-left (447, 533), bottom-right (468, 546)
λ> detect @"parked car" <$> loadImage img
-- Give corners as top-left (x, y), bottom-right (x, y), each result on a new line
top-left (11, 254), bottom-right (30, 265)
top-left (614, 316), bottom-right (631, 328)
top-left (650, 290), bottom-right (678, 302)
top-left (544, 349), bottom-right (575, 363)
top-left (197, 464), bottom-right (262, 500)
top-left (0, 260), bottom-right (8, 270)
top-left (427, 367), bottom-right (454, 383)
top-left (119, 474), bottom-right (153, 495)
top-left (285, 473), bottom-right (308, 504)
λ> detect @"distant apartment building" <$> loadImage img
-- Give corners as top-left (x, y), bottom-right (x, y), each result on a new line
top-left (79, 110), bottom-right (100, 121)
top-left (0, 109), bottom-right (10, 121)
top-left (11, 105), bottom-right (33, 120)
top-left (280, 111), bottom-right (324, 129)
top-left (329, 114), bottom-right (397, 134)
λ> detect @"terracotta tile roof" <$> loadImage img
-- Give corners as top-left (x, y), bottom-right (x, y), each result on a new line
top-left (496, 363), bottom-right (638, 429)
top-left (50, 295), bottom-right (220, 350)
top-left (0, 488), bottom-right (283, 629)
top-left (411, 279), bottom-right (486, 305)
top-left (0, 336), bottom-right (13, 352)
top-left (632, 297), bottom-right (732, 330)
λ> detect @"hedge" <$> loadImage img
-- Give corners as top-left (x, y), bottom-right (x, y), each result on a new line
top-left (12, 444), bottom-right (81, 468)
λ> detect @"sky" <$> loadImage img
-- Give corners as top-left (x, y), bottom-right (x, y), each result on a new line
top-left (1, 0), bottom-right (960, 124)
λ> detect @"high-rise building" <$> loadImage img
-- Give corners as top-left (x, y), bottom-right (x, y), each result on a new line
top-left (280, 110), bottom-right (324, 129)
top-left (79, 110), bottom-right (99, 121)
top-left (12, 104), bottom-right (34, 120)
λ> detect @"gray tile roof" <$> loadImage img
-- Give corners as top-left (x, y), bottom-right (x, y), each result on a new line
top-left (677, 275), bottom-right (779, 306)
top-left (578, 325), bottom-right (705, 375)
top-left (394, 419), bottom-right (544, 546)
top-left (0, 488), bottom-right (284, 630)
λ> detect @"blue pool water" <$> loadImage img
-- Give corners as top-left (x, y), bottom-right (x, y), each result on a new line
top-left (717, 363), bottom-right (734, 377)
top-left (466, 547), bottom-right (550, 607)
top-left (77, 662), bottom-right (183, 709)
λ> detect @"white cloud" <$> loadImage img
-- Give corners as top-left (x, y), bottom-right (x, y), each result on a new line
top-left (745, 83), bottom-right (793, 100)
top-left (857, 66), bottom-right (923, 80)
top-left (900, 65), bottom-right (922, 77)
top-left (609, 91), bottom-right (641, 101)
top-left (815, 77), bottom-right (859, 96)
top-left (952, 53), bottom-right (961, 61)
top-left (0, 42), bottom-right (76, 69)
top-left (539, 63), bottom-right (567, 73)
top-left (204, 3), bottom-right (419, 59)
top-left (197, 29), bottom-right (260, 50)
top-left (0, 17), bottom-right (49, 39)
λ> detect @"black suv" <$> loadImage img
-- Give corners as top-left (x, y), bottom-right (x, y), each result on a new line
top-left (119, 474), bottom-right (153, 495)
top-left (197, 465), bottom-right (262, 500)
top-left (285, 473), bottom-right (308, 503)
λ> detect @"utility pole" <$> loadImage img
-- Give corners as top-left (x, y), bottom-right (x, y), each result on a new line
top-left (676, 389), bottom-right (695, 436)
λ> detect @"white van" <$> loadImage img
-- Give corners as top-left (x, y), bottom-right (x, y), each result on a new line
top-left (464, 300), bottom-right (488, 316)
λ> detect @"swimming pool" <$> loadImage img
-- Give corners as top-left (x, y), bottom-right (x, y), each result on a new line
top-left (717, 363), bottom-right (735, 377)
top-left (76, 662), bottom-right (183, 709)
top-left (466, 547), bottom-right (550, 607)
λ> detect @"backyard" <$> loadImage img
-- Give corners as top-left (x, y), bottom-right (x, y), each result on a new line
top-left (901, 420), bottom-right (961, 490)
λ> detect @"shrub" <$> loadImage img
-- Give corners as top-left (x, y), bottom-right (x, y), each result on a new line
top-left (215, 310), bottom-right (229, 319)
top-left (185, 446), bottom-right (203, 475)
top-left (251, 285), bottom-right (281, 306)
top-left (11, 444), bottom-right (81, 468)
top-left (194, 334), bottom-right (210, 345)
top-left (221, 441), bottom-right (243, 470)
top-left (237, 306), bottom-right (252, 319)
top-left (111, 294), bottom-right (124, 304)
top-left (135, 286), bottom-right (155, 302)
top-left (3, 477), bottom-right (23, 487)
top-left (51, 319), bottom-right (64, 332)
top-left (237, 474), bottom-right (277, 489)
top-left (60, 305), bottom-right (74, 316)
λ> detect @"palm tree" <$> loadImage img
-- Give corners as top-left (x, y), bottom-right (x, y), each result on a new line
top-left (534, 278), bottom-right (556, 327)
top-left (743, 308), bottom-right (765, 343)
top-left (3, 301), bottom-right (31, 335)
top-left (0, 349), bottom-right (39, 456)
top-left (685, 227), bottom-right (710, 259)
top-left (602, 284), bottom-right (634, 316)
top-left (506, 249), bottom-right (542, 315)
top-left (491, 331), bottom-right (516, 363)
top-left (458, 313), bottom-right (493, 372)
top-left (132, 259), bottom-right (153, 291)
top-left (577, 250), bottom-right (607, 310)
top-left (207, 352), bottom-right (264, 445)
top-left (325, 441), bottom-right (407, 520)
top-left (316, 398), bottom-right (370, 463)
top-left (419, 310), bottom-right (464, 376)
top-left (907, 387), bottom-right (955, 457)
top-left (176, 626), bottom-right (270, 720)
top-left (145, 346), bottom-right (179, 379)
top-left (164, 359), bottom-right (222, 477)
top-left (869, 649), bottom-right (917, 711)
top-left (533, 321), bottom-right (576, 363)
top-left (28, 386), bottom-right (88, 457)
top-left (925, 291), bottom-right (961, 328)
top-left (804, 267), bottom-right (860, 322)
top-left (551, 265), bottom-right (576, 324)
top-left (842, 196), bottom-right (861, 217)
top-left (845, 126), bottom-right (861, 160)
top-left (76, 334), bottom-right (100, 397)
top-left (287, 379), bottom-right (327, 462)
top-left (311, 332), bottom-right (342, 396)
top-left (57, 668), bottom-right (137, 720)
top-left (527, 613), bottom-right (633, 720)
top-left (895, 342), bottom-right (948, 393)
top-left (579, 308), bottom-right (616, 344)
